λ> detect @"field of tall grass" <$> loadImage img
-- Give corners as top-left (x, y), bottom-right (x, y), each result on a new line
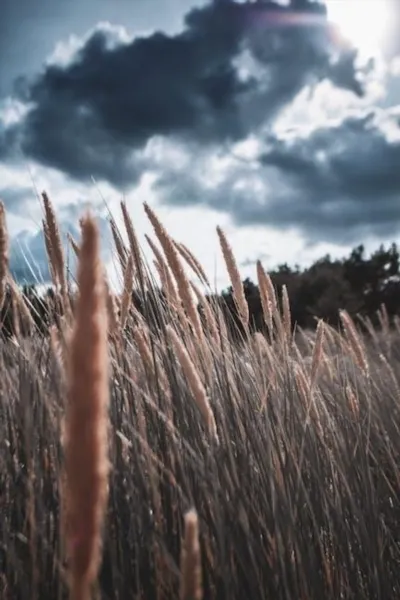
top-left (1, 194), bottom-right (400, 600)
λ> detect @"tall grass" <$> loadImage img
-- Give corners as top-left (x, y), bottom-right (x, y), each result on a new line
top-left (1, 196), bottom-right (400, 599)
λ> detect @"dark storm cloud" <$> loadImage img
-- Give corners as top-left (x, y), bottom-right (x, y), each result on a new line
top-left (4, 0), bottom-right (365, 187)
top-left (0, 123), bottom-right (19, 161)
top-left (156, 109), bottom-right (400, 245)
top-left (254, 111), bottom-right (400, 241)
top-left (0, 0), bottom-right (197, 97)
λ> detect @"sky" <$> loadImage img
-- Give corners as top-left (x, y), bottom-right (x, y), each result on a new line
top-left (1, 0), bottom-right (400, 290)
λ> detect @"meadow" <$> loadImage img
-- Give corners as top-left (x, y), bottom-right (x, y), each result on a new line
top-left (1, 194), bottom-right (400, 600)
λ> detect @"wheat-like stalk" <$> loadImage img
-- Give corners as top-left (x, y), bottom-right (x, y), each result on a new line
top-left (110, 216), bottom-right (128, 274)
top-left (63, 213), bottom-right (109, 600)
top-left (345, 383), bottom-right (360, 417)
top-left (8, 275), bottom-right (35, 335)
top-left (42, 192), bottom-right (66, 293)
top-left (133, 325), bottom-right (171, 398)
top-left (104, 276), bottom-right (119, 339)
top-left (121, 201), bottom-right (146, 288)
top-left (358, 314), bottom-right (380, 348)
top-left (144, 203), bottom-right (202, 340)
top-left (175, 241), bottom-right (210, 287)
top-left (379, 352), bottom-right (400, 399)
top-left (190, 281), bottom-right (219, 344)
top-left (68, 233), bottom-right (81, 259)
top-left (167, 324), bottom-right (218, 441)
top-left (216, 226), bottom-right (248, 330)
top-left (147, 234), bottom-right (181, 311)
top-left (256, 260), bottom-right (274, 334)
top-left (180, 509), bottom-right (203, 600)
top-left (281, 284), bottom-right (291, 346)
top-left (145, 234), bottom-right (166, 268)
top-left (252, 331), bottom-right (277, 391)
top-left (42, 219), bottom-right (58, 290)
top-left (310, 320), bottom-right (324, 388)
top-left (295, 364), bottom-right (322, 435)
top-left (133, 325), bottom-right (155, 372)
top-left (49, 323), bottom-right (68, 379)
top-left (120, 253), bottom-right (134, 330)
top-left (153, 259), bottom-right (179, 311)
top-left (339, 310), bottom-right (369, 376)
top-left (378, 303), bottom-right (390, 337)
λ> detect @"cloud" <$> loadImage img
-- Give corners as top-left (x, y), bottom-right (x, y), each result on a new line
top-left (4, 0), bottom-right (367, 187)
top-left (9, 228), bottom-right (57, 284)
top-left (0, 186), bottom-right (34, 214)
top-left (240, 251), bottom-right (270, 268)
top-left (155, 107), bottom-right (400, 245)
top-left (0, 123), bottom-right (19, 162)
top-left (9, 208), bottom-right (112, 284)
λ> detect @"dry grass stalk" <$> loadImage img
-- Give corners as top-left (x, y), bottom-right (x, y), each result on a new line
top-left (144, 203), bottom-right (203, 340)
top-left (358, 314), bottom-right (380, 348)
top-left (190, 281), bottom-right (219, 344)
top-left (120, 253), bottom-right (134, 330)
top-left (167, 325), bottom-right (218, 441)
top-left (180, 510), bottom-right (203, 600)
top-left (133, 325), bottom-right (170, 398)
top-left (145, 234), bottom-right (166, 268)
top-left (8, 275), bottom-right (35, 335)
top-left (295, 365), bottom-right (311, 410)
top-left (379, 352), bottom-right (400, 399)
top-left (310, 320), bottom-right (324, 388)
top-left (146, 235), bottom-right (180, 307)
top-left (378, 303), bottom-right (391, 355)
top-left (10, 283), bottom-right (20, 339)
top-left (42, 191), bottom-right (66, 293)
top-left (252, 332), bottom-right (274, 374)
top-left (42, 219), bottom-right (57, 289)
top-left (153, 259), bottom-right (178, 310)
top-left (378, 303), bottom-right (390, 336)
top-left (257, 261), bottom-right (277, 305)
top-left (256, 260), bottom-right (274, 334)
top-left (296, 326), bottom-right (314, 355)
top-left (272, 305), bottom-right (286, 351)
top-left (133, 326), bottom-right (155, 373)
top-left (0, 201), bottom-right (8, 311)
top-left (120, 201), bottom-right (145, 288)
top-left (216, 226), bottom-right (248, 329)
top-left (63, 214), bottom-right (109, 600)
top-left (295, 364), bottom-right (323, 438)
top-left (214, 303), bottom-right (231, 357)
top-left (104, 277), bottom-right (119, 339)
top-left (339, 310), bottom-right (369, 376)
top-left (394, 315), bottom-right (400, 336)
top-left (281, 284), bottom-right (291, 346)
top-left (292, 340), bottom-right (305, 365)
top-left (251, 332), bottom-right (277, 393)
top-left (345, 383), bottom-right (359, 417)
top-left (175, 241), bottom-right (210, 287)
top-left (184, 324), bottom-right (214, 387)
top-left (109, 216), bottom-right (128, 274)
top-left (68, 233), bottom-right (81, 259)
top-left (321, 323), bottom-right (340, 356)
top-left (49, 323), bottom-right (67, 377)
top-left (271, 450), bottom-right (284, 494)
top-left (147, 237), bottom-right (185, 325)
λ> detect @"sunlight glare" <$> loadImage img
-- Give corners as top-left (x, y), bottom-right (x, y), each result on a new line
top-left (326, 0), bottom-right (392, 58)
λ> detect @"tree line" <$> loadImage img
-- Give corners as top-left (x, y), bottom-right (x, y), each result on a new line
top-left (1, 242), bottom-right (400, 338)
